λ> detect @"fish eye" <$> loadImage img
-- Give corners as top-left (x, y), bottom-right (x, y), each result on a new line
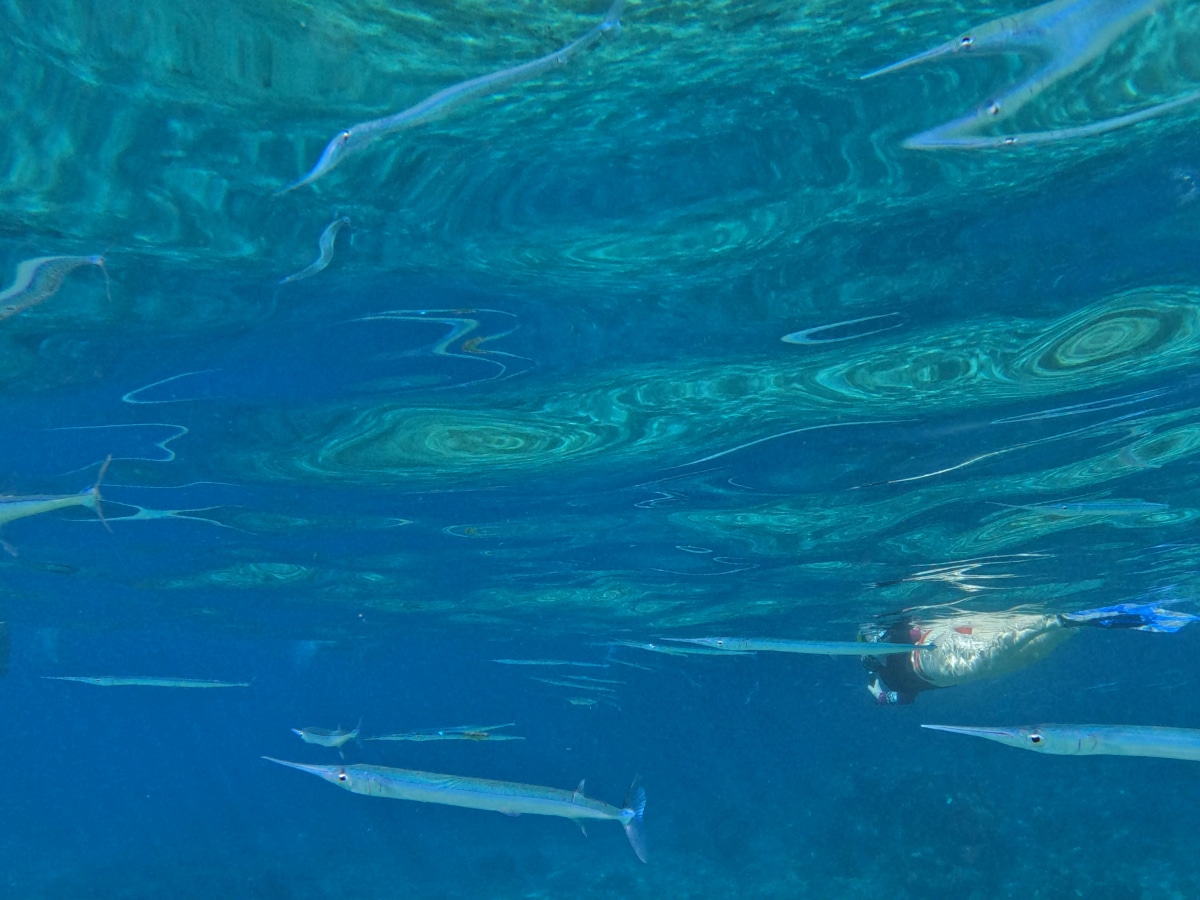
top-left (960, 35), bottom-right (973, 47)
top-left (716, 639), bottom-right (725, 647)
top-left (338, 130), bottom-right (351, 144)
top-left (1028, 733), bottom-right (1043, 745)
top-left (337, 769), bottom-right (348, 782)
top-left (987, 100), bottom-right (1002, 116)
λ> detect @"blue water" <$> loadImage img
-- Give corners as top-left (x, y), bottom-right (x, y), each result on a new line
top-left (4, 0), bottom-right (1200, 896)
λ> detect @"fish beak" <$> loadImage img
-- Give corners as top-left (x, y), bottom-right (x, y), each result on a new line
top-left (262, 756), bottom-right (334, 778)
top-left (861, 39), bottom-right (959, 80)
top-left (921, 724), bottom-right (1026, 748)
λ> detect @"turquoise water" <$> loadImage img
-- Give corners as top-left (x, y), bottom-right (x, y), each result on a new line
top-left (4, 0), bottom-right (1200, 895)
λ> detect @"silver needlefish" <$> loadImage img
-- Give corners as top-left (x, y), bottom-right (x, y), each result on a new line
top-left (279, 216), bottom-right (349, 285)
top-left (530, 676), bottom-right (617, 693)
top-left (923, 723), bottom-right (1200, 761)
top-left (264, 757), bottom-right (647, 862)
top-left (492, 658), bottom-right (610, 668)
top-left (43, 675), bottom-right (249, 688)
top-left (860, 0), bottom-right (1196, 150)
top-left (279, 0), bottom-right (626, 192)
top-left (990, 499), bottom-right (1168, 517)
top-left (367, 722), bottom-right (524, 742)
top-left (664, 637), bottom-right (931, 656)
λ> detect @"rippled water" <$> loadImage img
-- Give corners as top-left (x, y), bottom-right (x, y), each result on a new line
top-left (4, 0), bottom-right (1200, 896)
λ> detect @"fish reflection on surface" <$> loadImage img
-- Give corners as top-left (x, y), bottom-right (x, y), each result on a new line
top-left (863, 0), bottom-right (1196, 149)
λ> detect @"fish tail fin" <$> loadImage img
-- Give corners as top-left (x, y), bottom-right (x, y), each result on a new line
top-left (621, 785), bottom-right (647, 863)
top-left (85, 455), bottom-right (113, 533)
top-left (601, 0), bottom-right (625, 33)
top-left (92, 249), bottom-right (114, 304)
top-left (1062, 602), bottom-right (1198, 633)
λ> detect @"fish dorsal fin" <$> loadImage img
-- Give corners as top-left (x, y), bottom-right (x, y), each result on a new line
top-left (573, 779), bottom-right (586, 801)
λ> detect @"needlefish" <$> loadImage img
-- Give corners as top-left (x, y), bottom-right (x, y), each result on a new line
top-left (0, 456), bottom-right (111, 530)
top-left (367, 722), bottom-right (524, 742)
top-left (265, 757), bottom-right (648, 862)
top-left (279, 0), bottom-right (625, 192)
top-left (991, 499), bottom-right (1168, 517)
top-left (43, 676), bottom-right (249, 688)
top-left (923, 723), bottom-right (1200, 761)
top-left (861, 0), bottom-right (1199, 150)
top-left (279, 216), bottom-right (349, 285)
top-left (664, 637), bottom-right (933, 656)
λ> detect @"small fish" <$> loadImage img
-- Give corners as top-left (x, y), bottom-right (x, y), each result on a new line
top-left (531, 676), bottom-right (617, 693)
top-left (560, 674), bottom-right (625, 685)
top-left (292, 720), bottom-right (360, 749)
top-left (265, 757), bottom-right (647, 861)
top-left (606, 658), bottom-right (655, 672)
top-left (923, 723), bottom-right (1200, 762)
top-left (374, 732), bottom-right (526, 743)
top-left (367, 722), bottom-right (524, 742)
top-left (278, 0), bottom-right (625, 192)
top-left (279, 216), bottom-right (349, 285)
top-left (492, 658), bottom-right (610, 668)
top-left (43, 675), bottom-right (249, 688)
top-left (781, 312), bottom-right (904, 345)
top-left (991, 499), bottom-right (1168, 518)
top-left (0, 253), bottom-right (110, 320)
top-left (0, 456), bottom-right (112, 531)
top-left (566, 697), bottom-right (598, 708)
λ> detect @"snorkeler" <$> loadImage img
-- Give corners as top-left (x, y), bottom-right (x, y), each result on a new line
top-left (860, 602), bottom-right (1196, 705)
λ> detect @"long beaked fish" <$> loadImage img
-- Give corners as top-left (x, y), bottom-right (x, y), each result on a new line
top-left (492, 658), bottom-right (610, 668)
top-left (0, 456), bottom-right (112, 530)
top-left (264, 757), bottom-right (647, 862)
top-left (664, 637), bottom-right (932, 655)
top-left (990, 499), bottom-right (1169, 517)
top-left (292, 720), bottom-right (360, 749)
top-left (367, 732), bottom-right (525, 743)
top-left (367, 722), bottom-right (523, 742)
top-left (279, 0), bottom-right (625, 192)
top-left (279, 216), bottom-right (350, 285)
top-left (923, 723), bottom-right (1200, 761)
top-left (560, 674), bottom-right (624, 685)
top-left (861, 0), bottom-right (1181, 149)
top-left (861, 0), bottom-right (1159, 85)
top-left (43, 675), bottom-right (250, 687)
top-left (531, 676), bottom-right (617, 693)
top-left (906, 91), bottom-right (1200, 149)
